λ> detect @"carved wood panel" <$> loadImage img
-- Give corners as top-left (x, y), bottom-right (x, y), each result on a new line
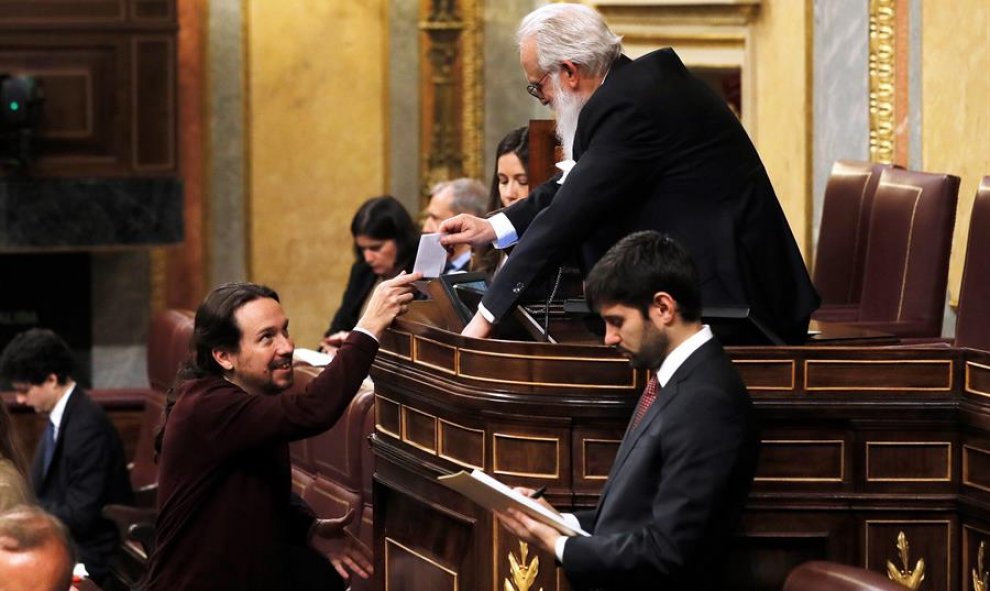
top-left (0, 1), bottom-right (176, 177)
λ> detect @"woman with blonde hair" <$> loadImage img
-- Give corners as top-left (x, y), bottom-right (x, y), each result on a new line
top-left (0, 402), bottom-right (32, 511)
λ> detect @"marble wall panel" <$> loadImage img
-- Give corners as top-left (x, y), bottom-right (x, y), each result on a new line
top-left (388, 0), bottom-right (421, 213)
top-left (247, 1), bottom-right (388, 348)
top-left (208, 0), bottom-right (247, 287)
top-left (483, 0), bottom-right (544, 183)
top-left (91, 250), bottom-right (150, 388)
top-left (812, 0), bottom-right (870, 252)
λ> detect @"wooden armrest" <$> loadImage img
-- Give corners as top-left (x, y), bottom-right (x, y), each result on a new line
top-left (127, 521), bottom-right (157, 556)
top-left (132, 483), bottom-right (158, 508)
top-left (103, 504), bottom-right (157, 557)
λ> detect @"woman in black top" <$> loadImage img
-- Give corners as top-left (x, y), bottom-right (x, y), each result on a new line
top-left (321, 195), bottom-right (418, 351)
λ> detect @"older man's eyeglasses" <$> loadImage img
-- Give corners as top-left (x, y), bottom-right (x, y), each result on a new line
top-left (526, 71), bottom-right (551, 101)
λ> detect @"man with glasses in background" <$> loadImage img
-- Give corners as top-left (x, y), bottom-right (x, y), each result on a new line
top-left (441, 2), bottom-right (819, 346)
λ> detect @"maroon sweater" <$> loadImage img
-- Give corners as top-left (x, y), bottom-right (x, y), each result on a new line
top-left (144, 331), bottom-right (377, 591)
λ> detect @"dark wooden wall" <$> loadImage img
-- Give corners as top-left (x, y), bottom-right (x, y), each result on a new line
top-left (0, 0), bottom-right (177, 177)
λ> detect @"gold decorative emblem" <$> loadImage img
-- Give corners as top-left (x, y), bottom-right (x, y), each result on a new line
top-left (504, 541), bottom-right (543, 591)
top-left (974, 541), bottom-right (988, 591)
top-left (886, 531), bottom-right (925, 590)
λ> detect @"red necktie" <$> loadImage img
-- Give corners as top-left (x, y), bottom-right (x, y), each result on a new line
top-left (630, 376), bottom-right (660, 429)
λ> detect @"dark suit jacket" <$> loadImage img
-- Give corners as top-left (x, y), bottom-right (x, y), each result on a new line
top-left (563, 338), bottom-right (759, 590)
top-left (326, 260), bottom-right (378, 336)
top-left (484, 48), bottom-right (820, 344)
top-left (32, 386), bottom-right (133, 582)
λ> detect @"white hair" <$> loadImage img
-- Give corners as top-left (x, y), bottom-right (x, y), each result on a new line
top-left (516, 3), bottom-right (622, 77)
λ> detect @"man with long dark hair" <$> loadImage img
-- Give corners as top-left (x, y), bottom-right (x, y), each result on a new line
top-left (146, 272), bottom-right (419, 591)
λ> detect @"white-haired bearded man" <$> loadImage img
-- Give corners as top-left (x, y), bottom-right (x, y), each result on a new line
top-left (441, 2), bottom-right (819, 346)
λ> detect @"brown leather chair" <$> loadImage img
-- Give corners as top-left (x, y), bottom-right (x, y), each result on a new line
top-left (147, 308), bottom-right (195, 392)
top-left (839, 168), bottom-right (960, 338)
top-left (103, 308), bottom-right (193, 589)
top-left (129, 309), bottom-right (194, 503)
top-left (288, 366), bottom-right (320, 498)
top-left (955, 176), bottom-right (990, 351)
top-left (348, 398), bottom-right (377, 591)
top-left (814, 161), bottom-right (894, 317)
top-left (784, 561), bottom-right (909, 591)
top-left (305, 380), bottom-right (375, 561)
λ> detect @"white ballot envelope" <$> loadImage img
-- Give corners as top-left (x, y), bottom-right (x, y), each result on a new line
top-left (292, 347), bottom-right (332, 367)
top-left (438, 469), bottom-right (590, 537)
top-left (413, 233), bottom-right (448, 279)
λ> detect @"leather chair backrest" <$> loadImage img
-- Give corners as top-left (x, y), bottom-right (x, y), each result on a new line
top-left (857, 168), bottom-right (960, 336)
top-left (815, 161), bottom-right (894, 305)
top-left (956, 176), bottom-right (990, 351)
top-left (147, 309), bottom-right (194, 393)
top-left (129, 391), bottom-right (165, 492)
top-left (783, 561), bottom-right (908, 591)
top-left (307, 381), bottom-right (374, 491)
top-left (286, 364), bottom-right (320, 475)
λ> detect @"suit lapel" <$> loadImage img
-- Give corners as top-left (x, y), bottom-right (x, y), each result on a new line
top-left (592, 340), bottom-right (722, 520)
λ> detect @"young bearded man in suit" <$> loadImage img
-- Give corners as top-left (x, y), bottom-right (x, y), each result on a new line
top-left (0, 328), bottom-right (133, 585)
top-left (441, 2), bottom-right (819, 345)
top-left (496, 231), bottom-right (760, 591)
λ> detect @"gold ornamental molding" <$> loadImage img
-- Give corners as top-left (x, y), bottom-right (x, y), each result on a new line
top-left (385, 537), bottom-right (458, 591)
top-left (868, 0), bottom-right (896, 164)
top-left (505, 541), bottom-right (543, 591)
top-left (885, 531), bottom-right (925, 590)
top-left (966, 361), bottom-right (990, 399)
top-left (419, 0), bottom-right (483, 204)
top-left (976, 541), bottom-right (989, 591)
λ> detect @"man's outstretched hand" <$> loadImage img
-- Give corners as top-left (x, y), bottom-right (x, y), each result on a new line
top-left (310, 512), bottom-right (374, 581)
top-left (439, 214), bottom-right (496, 248)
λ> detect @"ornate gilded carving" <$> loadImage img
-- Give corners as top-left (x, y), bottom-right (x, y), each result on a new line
top-left (975, 541), bottom-right (989, 591)
top-left (419, 0), bottom-right (483, 204)
top-left (505, 541), bottom-right (543, 591)
top-left (868, 0), bottom-right (895, 164)
top-left (458, 0), bottom-right (482, 183)
top-left (885, 531), bottom-right (925, 590)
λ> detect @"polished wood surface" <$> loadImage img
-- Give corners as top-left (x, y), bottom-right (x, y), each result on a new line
top-left (369, 301), bottom-right (990, 591)
top-left (808, 319), bottom-right (899, 345)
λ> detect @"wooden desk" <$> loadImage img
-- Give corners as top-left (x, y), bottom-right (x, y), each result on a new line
top-left (807, 319), bottom-right (899, 345)
top-left (368, 309), bottom-right (990, 591)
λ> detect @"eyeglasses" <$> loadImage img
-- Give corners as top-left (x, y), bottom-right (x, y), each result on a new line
top-left (525, 71), bottom-right (551, 101)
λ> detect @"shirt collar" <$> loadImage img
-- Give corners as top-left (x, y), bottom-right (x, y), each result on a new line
top-left (49, 382), bottom-right (75, 434)
top-left (655, 325), bottom-right (713, 387)
top-left (446, 248), bottom-right (473, 272)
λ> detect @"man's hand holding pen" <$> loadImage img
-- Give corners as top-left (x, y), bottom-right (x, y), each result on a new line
top-left (493, 486), bottom-right (564, 555)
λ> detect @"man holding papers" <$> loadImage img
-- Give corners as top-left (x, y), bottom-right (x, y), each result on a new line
top-left (496, 232), bottom-right (759, 591)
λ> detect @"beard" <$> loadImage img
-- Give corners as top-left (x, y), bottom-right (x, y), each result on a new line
top-left (549, 76), bottom-right (589, 161)
top-left (622, 322), bottom-right (669, 370)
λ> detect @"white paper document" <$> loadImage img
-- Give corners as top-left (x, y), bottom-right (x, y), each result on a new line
top-left (438, 469), bottom-right (590, 537)
top-left (292, 347), bottom-right (333, 367)
top-left (413, 232), bottom-right (448, 278)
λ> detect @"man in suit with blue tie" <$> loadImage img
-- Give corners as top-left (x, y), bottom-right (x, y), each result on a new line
top-left (0, 328), bottom-right (132, 585)
top-left (496, 231), bottom-right (759, 591)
